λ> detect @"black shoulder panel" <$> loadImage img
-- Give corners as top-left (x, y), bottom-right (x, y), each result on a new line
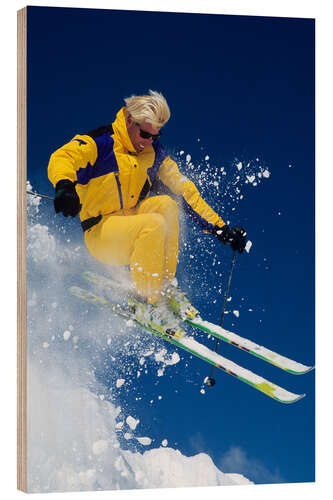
top-left (86, 124), bottom-right (114, 138)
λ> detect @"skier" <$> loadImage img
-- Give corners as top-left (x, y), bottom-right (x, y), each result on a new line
top-left (48, 90), bottom-right (246, 336)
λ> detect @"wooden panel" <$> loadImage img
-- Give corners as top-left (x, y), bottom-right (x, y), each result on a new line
top-left (17, 6), bottom-right (27, 493)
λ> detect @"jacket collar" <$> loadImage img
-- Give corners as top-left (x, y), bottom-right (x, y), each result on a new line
top-left (112, 107), bottom-right (137, 153)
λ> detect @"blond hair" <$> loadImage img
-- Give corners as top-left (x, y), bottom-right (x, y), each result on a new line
top-left (124, 90), bottom-right (170, 129)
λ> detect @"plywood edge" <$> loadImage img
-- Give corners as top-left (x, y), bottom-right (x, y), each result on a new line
top-left (17, 6), bottom-right (27, 493)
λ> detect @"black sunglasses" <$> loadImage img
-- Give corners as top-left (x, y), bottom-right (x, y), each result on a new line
top-left (135, 122), bottom-right (162, 141)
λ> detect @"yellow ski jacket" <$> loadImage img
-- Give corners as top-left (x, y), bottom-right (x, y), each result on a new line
top-left (48, 107), bottom-right (225, 231)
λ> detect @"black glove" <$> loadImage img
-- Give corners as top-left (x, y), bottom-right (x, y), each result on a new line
top-left (214, 225), bottom-right (247, 253)
top-left (54, 180), bottom-right (81, 217)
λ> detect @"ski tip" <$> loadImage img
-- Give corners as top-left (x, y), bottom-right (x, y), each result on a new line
top-left (292, 365), bottom-right (315, 375)
top-left (285, 393), bottom-right (306, 404)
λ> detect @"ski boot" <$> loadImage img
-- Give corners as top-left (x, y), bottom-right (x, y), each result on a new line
top-left (163, 279), bottom-right (199, 321)
top-left (128, 295), bottom-right (185, 339)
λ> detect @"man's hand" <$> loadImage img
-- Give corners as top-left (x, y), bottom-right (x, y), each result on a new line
top-left (54, 180), bottom-right (81, 217)
top-left (214, 225), bottom-right (247, 253)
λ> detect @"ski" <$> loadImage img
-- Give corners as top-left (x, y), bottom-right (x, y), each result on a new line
top-left (81, 271), bottom-right (314, 375)
top-left (185, 317), bottom-right (313, 375)
top-left (69, 285), bottom-right (305, 404)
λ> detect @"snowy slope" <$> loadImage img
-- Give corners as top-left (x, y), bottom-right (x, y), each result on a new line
top-left (122, 448), bottom-right (251, 488)
top-left (27, 363), bottom-right (251, 492)
top-left (26, 186), bottom-right (252, 492)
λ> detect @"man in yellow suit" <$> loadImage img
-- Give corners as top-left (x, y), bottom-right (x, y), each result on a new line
top-left (48, 90), bottom-right (246, 336)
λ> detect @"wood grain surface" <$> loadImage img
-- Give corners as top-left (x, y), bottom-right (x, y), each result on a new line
top-left (17, 7), bottom-right (27, 493)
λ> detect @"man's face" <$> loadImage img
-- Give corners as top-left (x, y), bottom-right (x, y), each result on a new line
top-left (126, 115), bottom-right (161, 153)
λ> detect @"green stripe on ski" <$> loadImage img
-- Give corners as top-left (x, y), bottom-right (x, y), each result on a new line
top-left (69, 285), bottom-right (305, 404)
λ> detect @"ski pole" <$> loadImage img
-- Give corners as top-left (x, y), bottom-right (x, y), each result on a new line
top-left (27, 190), bottom-right (83, 216)
top-left (205, 250), bottom-right (237, 387)
top-left (27, 190), bottom-right (54, 201)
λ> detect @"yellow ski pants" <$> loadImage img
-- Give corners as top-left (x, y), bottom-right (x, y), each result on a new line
top-left (84, 195), bottom-right (179, 303)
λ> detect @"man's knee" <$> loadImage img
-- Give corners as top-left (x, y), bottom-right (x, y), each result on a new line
top-left (148, 213), bottom-right (167, 235)
top-left (158, 195), bottom-right (179, 215)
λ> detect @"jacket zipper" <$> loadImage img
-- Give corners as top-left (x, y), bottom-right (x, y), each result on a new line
top-left (114, 173), bottom-right (123, 209)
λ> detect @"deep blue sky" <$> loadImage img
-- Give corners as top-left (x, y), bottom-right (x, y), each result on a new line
top-left (27, 7), bottom-right (315, 485)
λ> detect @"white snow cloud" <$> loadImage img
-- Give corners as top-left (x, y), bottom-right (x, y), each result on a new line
top-left (219, 446), bottom-right (284, 484)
